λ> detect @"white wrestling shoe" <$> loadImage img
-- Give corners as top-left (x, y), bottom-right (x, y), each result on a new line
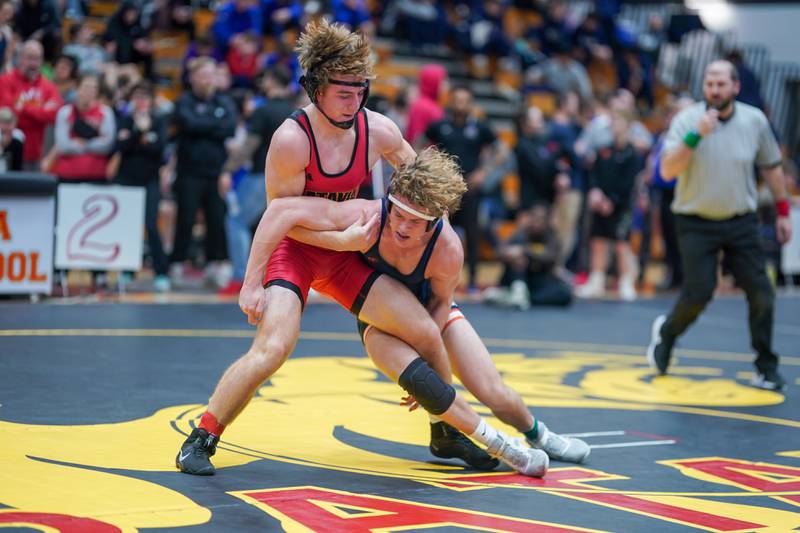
top-left (527, 422), bottom-right (590, 463)
top-left (486, 433), bottom-right (548, 477)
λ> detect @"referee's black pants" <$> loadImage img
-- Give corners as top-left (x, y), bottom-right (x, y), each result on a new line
top-left (662, 213), bottom-right (778, 373)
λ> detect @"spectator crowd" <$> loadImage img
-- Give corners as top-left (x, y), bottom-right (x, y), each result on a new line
top-left (0, 0), bottom-right (796, 302)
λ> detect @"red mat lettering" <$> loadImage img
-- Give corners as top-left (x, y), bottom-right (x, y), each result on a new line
top-left (669, 458), bottom-right (800, 506)
top-left (445, 469), bottom-right (763, 532)
top-left (236, 486), bottom-right (590, 532)
top-left (0, 511), bottom-right (120, 532)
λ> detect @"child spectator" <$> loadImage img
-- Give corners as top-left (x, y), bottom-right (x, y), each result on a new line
top-left (52, 54), bottom-right (79, 104)
top-left (63, 22), bottom-right (109, 75)
top-left (226, 31), bottom-right (261, 89)
top-left (0, 107), bottom-right (24, 172)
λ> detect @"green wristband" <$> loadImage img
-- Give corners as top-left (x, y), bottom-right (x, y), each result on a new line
top-left (683, 131), bottom-right (702, 149)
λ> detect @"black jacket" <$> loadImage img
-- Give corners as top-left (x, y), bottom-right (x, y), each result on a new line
top-left (115, 113), bottom-right (167, 184)
top-left (173, 90), bottom-right (237, 179)
top-left (103, 1), bottom-right (150, 64)
top-left (515, 134), bottom-right (561, 209)
top-left (14, 0), bottom-right (60, 39)
top-left (588, 143), bottom-right (643, 208)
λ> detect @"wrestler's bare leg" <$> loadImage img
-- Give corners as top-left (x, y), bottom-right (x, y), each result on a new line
top-left (207, 285), bottom-right (302, 425)
top-left (443, 316), bottom-right (590, 464)
top-left (444, 318), bottom-right (533, 432)
top-left (359, 275), bottom-right (452, 382)
top-left (363, 326), bottom-right (548, 477)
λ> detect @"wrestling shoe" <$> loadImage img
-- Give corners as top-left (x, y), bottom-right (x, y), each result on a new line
top-left (176, 428), bottom-right (219, 475)
top-left (527, 422), bottom-right (590, 463)
top-left (486, 433), bottom-right (548, 477)
top-left (751, 368), bottom-right (786, 391)
top-left (430, 422), bottom-right (499, 470)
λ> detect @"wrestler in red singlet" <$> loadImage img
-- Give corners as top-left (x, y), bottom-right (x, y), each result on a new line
top-left (262, 108), bottom-right (379, 314)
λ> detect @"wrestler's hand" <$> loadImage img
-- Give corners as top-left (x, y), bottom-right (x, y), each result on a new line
top-left (400, 395), bottom-right (421, 412)
top-left (588, 187), bottom-right (605, 212)
top-left (339, 209), bottom-right (379, 252)
top-left (697, 109), bottom-right (719, 137)
top-left (239, 283), bottom-right (266, 325)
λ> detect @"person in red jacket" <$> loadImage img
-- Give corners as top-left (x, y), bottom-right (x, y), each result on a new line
top-left (404, 64), bottom-right (447, 148)
top-left (0, 40), bottom-right (62, 169)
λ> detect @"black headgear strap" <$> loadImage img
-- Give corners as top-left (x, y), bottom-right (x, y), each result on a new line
top-left (299, 51), bottom-right (371, 130)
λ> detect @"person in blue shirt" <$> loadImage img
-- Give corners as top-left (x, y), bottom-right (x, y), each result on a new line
top-left (212, 0), bottom-right (262, 53)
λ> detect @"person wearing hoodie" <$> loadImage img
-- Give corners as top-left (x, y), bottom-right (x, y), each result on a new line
top-left (0, 40), bottom-right (62, 169)
top-left (103, 1), bottom-right (155, 79)
top-left (14, 0), bottom-right (60, 60)
top-left (404, 64), bottom-right (447, 148)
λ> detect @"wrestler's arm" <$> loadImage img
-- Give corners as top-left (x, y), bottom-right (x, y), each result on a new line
top-left (286, 110), bottom-right (415, 251)
top-left (368, 110), bottom-right (417, 169)
top-left (285, 200), bottom-right (381, 252)
top-left (241, 121), bottom-right (309, 291)
top-left (269, 196), bottom-right (374, 233)
top-left (425, 223), bottom-right (465, 330)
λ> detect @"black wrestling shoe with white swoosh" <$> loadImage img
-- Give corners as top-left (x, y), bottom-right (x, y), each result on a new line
top-left (176, 428), bottom-right (219, 475)
top-left (429, 422), bottom-right (499, 471)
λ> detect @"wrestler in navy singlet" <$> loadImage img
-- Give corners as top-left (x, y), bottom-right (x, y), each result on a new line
top-left (357, 198), bottom-right (444, 338)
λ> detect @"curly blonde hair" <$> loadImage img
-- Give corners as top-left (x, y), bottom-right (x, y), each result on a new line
top-left (390, 147), bottom-right (467, 218)
top-left (295, 19), bottom-right (374, 88)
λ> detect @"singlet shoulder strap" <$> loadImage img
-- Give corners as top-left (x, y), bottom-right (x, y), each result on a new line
top-left (360, 109), bottom-right (370, 176)
top-left (289, 109), bottom-right (314, 166)
top-left (411, 219), bottom-right (444, 279)
top-left (289, 109), bottom-right (314, 141)
top-left (291, 108), bottom-right (364, 178)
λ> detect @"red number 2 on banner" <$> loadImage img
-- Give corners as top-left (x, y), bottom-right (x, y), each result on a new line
top-left (66, 194), bottom-right (121, 263)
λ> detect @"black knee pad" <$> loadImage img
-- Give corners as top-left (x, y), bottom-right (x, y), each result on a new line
top-left (398, 358), bottom-right (455, 415)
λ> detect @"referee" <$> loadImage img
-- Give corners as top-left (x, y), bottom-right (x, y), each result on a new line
top-left (646, 60), bottom-right (792, 390)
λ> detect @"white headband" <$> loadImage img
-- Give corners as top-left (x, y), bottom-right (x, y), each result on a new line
top-left (387, 193), bottom-right (436, 221)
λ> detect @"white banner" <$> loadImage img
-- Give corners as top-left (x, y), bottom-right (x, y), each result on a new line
top-left (55, 184), bottom-right (145, 271)
top-left (0, 196), bottom-right (55, 294)
top-left (781, 205), bottom-right (800, 275)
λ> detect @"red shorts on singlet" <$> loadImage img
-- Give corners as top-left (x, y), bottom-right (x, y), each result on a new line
top-left (263, 237), bottom-right (379, 314)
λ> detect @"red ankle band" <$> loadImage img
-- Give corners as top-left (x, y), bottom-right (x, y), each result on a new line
top-left (199, 411), bottom-right (226, 436)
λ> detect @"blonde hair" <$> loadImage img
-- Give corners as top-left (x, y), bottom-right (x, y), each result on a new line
top-left (390, 147), bottom-right (467, 218)
top-left (188, 56), bottom-right (216, 74)
top-left (295, 18), bottom-right (374, 87)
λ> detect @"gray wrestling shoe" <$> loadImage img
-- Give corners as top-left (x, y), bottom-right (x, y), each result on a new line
top-left (527, 422), bottom-right (590, 463)
top-left (486, 432), bottom-right (548, 477)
